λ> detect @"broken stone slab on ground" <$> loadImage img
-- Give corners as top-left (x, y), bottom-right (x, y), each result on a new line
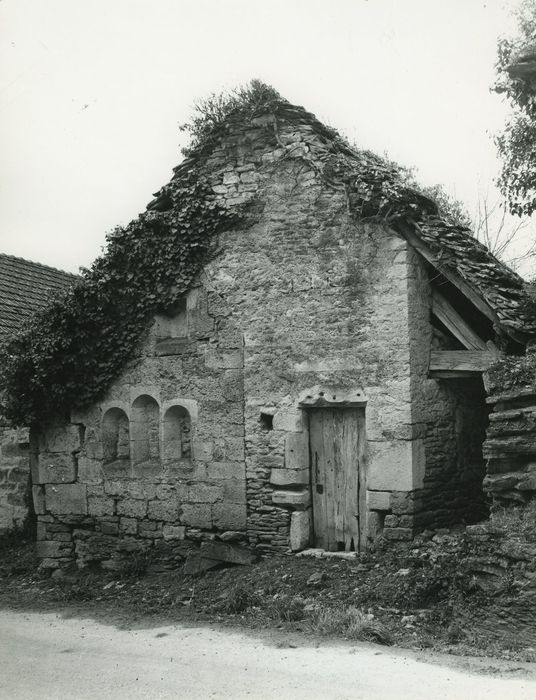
top-left (183, 553), bottom-right (222, 576)
top-left (295, 548), bottom-right (358, 560)
top-left (183, 541), bottom-right (258, 575)
top-left (200, 541), bottom-right (258, 565)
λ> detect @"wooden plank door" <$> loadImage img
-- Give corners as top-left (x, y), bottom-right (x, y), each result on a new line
top-left (309, 408), bottom-right (364, 551)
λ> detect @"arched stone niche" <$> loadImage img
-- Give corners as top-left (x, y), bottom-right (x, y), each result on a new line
top-left (131, 395), bottom-right (160, 466)
top-left (163, 405), bottom-right (192, 461)
top-left (102, 407), bottom-right (130, 464)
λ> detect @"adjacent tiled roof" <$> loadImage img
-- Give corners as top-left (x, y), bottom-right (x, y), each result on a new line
top-left (0, 254), bottom-right (78, 342)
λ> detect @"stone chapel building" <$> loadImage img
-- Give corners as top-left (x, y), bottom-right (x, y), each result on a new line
top-left (9, 91), bottom-right (536, 570)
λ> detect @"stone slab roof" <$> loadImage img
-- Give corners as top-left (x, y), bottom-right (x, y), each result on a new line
top-left (0, 254), bottom-right (78, 342)
top-left (411, 218), bottom-right (536, 340)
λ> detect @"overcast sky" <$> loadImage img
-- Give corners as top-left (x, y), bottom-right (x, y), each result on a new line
top-left (1, 0), bottom-right (531, 275)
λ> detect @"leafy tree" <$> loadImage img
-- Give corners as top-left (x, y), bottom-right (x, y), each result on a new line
top-left (494, 0), bottom-right (536, 217)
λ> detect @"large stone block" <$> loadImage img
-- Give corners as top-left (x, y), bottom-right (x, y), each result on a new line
top-left (290, 510), bottom-right (311, 551)
top-left (367, 440), bottom-right (424, 491)
top-left (162, 524), bottom-right (186, 541)
top-left (221, 370), bottom-right (243, 402)
top-left (32, 453), bottom-right (76, 485)
top-left (104, 480), bottom-right (125, 496)
top-left (273, 410), bottom-right (304, 432)
top-left (116, 498), bottom-right (147, 519)
top-left (148, 498), bottom-right (180, 521)
top-left (36, 540), bottom-right (72, 558)
top-left (206, 461), bottom-right (245, 480)
top-left (78, 457), bottom-right (103, 484)
top-left (187, 483), bottom-right (222, 504)
top-left (284, 433), bottom-right (309, 470)
top-left (192, 441), bottom-right (214, 462)
top-left (82, 433), bottom-right (104, 460)
top-left (270, 468), bottom-right (309, 487)
top-left (223, 437), bottom-right (245, 462)
top-left (181, 503), bottom-right (212, 528)
top-left (40, 425), bottom-right (81, 454)
top-left (126, 482), bottom-right (157, 500)
top-left (155, 482), bottom-right (189, 501)
top-left (222, 479), bottom-right (245, 504)
top-left (45, 484), bottom-right (87, 515)
top-left (212, 502), bottom-right (247, 530)
top-left (32, 485), bottom-right (46, 515)
top-left (36, 520), bottom-right (47, 541)
top-left (119, 517), bottom-right (138, 535)
top-left (366, 490), bottom-right (391, 511)
top-left (272, 488), bottom-right (310, 509)
top-left (205, 348), bottom-right (242, 369)
top-left (87, 496), bottom-right (115, 517)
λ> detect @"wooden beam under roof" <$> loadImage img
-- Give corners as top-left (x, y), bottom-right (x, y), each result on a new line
top-left (397, 221), bottom-right (529, 346)
top-left (431, 289), bottom-right (488, 350)
top-left (429, 350), bottom-right (498, 378)
top-left (397, 223), bottom-right (501, 327)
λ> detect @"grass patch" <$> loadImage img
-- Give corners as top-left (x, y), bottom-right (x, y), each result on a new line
top-left (307, 606), bottom-right (393, 645)
top-left (216, 583), bottom-right (260, 614)
top-left (266, 594), bottom-right (309, 622)
top-left (488, 500), bottom-right (536, 540)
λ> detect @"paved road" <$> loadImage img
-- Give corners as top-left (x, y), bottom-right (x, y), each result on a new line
top-left (0, 610), bottom-right (535, 699)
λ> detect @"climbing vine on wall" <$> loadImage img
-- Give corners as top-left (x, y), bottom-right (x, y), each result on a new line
top-left (0, 168), bottom-right (239, 425)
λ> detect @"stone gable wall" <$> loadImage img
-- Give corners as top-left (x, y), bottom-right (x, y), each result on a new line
top-left (32, 115), bottom-right (427, 568)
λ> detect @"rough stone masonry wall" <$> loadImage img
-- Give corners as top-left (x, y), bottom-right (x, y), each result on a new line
top-left (202, 115), bottom-right (423, 552)
top-left (32, 284), bottom-right (246, 571)
top-left (0, 420), bottom-right (31, 535)
top-left (402, 250), bottom-right (489, 531)
top-left (483, 387), bottom-right (536, 505)
top-left (33, 112), bottom-right (424, 567)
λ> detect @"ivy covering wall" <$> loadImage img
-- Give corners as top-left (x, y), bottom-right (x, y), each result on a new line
top-left (0, 170), bottom-right (238, 424)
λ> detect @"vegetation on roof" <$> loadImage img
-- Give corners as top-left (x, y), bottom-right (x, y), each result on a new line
top-left (179, 80), bottom-right (282, 156)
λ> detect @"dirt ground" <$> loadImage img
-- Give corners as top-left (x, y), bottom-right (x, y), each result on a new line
top-left (1, 535), bottom-right (535, 664)
top-left (1, 609), bottom-right (535, 700)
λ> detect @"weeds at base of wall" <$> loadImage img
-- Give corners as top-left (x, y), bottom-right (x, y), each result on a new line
top-left (215, 583), bottom-right (392, 643)
top-left (307, 607), bottom-right (393, 645)
top-left (114, 552), bottom-right (153, 580)
top-left (3, 511), bottom-right (536, 662)
top-left (0, 516), bottom-right (36, 553)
